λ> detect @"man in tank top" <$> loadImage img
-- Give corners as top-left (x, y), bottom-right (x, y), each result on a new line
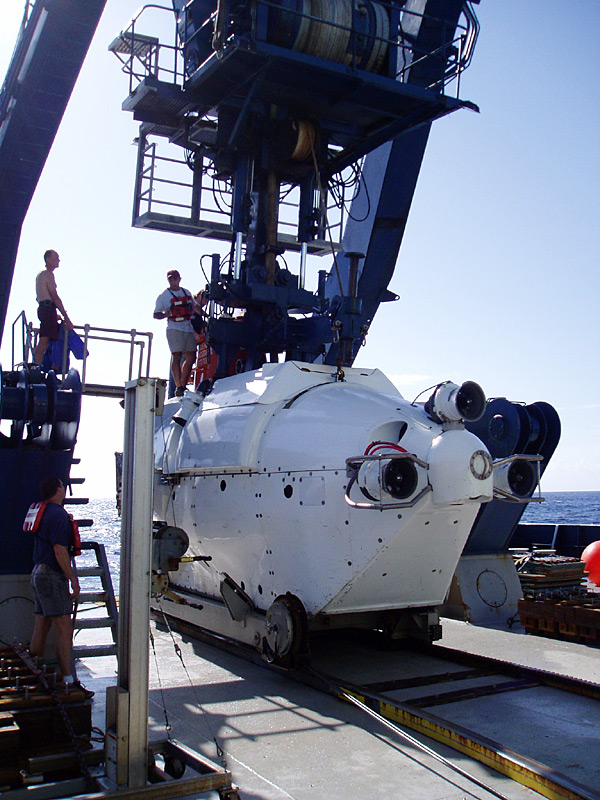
top-left (34, 250), bottom-right (73, 366)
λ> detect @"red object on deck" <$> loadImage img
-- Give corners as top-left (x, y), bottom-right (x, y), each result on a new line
top-left (582, 540), bottom-right (600, 586)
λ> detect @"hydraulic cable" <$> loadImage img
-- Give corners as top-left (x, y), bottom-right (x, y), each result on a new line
top-left (303, 660), bottom-right (600, 800)
top-left (303, 664), bottom-right (512, 800)
top-left (155, 602), bottom-right (227, 770)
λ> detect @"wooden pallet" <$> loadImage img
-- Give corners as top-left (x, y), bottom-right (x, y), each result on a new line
top-left (0, 647), bottom-right (92, 789)
top-left (518, 596), bottom-right (600, 645)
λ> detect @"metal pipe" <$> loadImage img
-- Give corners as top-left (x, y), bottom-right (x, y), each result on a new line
top-left (128, 329), bottom-right (137, 381)
top-left (266, 169), bottom-right (279, 285)
top-left (145, 332), bottom-right (153, 377)
top-left (81, 324), bottom-right (90, 387)
top-left (299, 241), bottom-right (307, 290)
top-left (234, 231), bottom-right (243, 280)
top-left (60, 324), bottom-right (69, 377)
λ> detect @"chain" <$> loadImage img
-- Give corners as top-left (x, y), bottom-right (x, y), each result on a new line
top-left (12, 644), bottom-right (94, 788)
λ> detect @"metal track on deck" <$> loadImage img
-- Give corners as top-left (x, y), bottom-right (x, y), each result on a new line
top-left (155, 612), bottom-right (600, 800)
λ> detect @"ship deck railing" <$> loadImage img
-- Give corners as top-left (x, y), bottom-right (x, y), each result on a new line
top-left (12, 311), bottom-right (153, 399)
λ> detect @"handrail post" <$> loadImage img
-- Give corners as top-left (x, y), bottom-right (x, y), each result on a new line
top-left (128, 330), bottom-right (137, 381)
top-left (145, 332), bottom-right (153, 378)
top-left (61, 325), bottom-right (69, 377)
top-left (82, 324), bottom-right (91, 388)
top-left (137, 341), bottom-right (145, 379)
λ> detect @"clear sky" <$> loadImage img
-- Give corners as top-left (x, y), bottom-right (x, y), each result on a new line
top-left (1, 1), bottom-right (599, 497)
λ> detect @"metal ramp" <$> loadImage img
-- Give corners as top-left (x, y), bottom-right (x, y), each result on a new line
top-left (73, 541), bottom-right (119, 661)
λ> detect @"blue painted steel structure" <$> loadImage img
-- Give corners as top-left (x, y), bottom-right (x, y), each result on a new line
top-left (0, 0), bottom-right (108, 344)
top-left (465, 399), bottom-right (561, 554)
top-left (0, 1), bottom-right (104, 577)
top-left (0, 0), bottom-right (562, 585)
top-left (115, 0), bottom-right (479, 375)
top-left (0, 366), bottom-right (82, 574)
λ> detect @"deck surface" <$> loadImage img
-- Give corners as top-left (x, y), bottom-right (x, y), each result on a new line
top-left (76, 617), bottom-right (600, 800)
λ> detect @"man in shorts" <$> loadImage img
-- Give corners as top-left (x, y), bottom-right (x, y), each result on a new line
top-left (28, 476), bottom-right (92, 696)
top-left (153, 270), bottom-right (197, 396)
top-left (33, 250), bottom-right (73, 366)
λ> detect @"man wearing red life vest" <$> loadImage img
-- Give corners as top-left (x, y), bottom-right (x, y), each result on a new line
top-left (153, 269), bottom-right (197, 397)
top-left (26, 476), bottom-right (92, 696)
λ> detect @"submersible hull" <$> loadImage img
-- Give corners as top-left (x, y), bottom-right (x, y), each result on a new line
top-left (153, 362), bottom-right (494, 650)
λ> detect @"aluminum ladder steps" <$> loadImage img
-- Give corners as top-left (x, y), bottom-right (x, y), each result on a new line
top-left (76, 617), bottom-right (115, 630)
top-left (78, 591), bottom-right (107, 603)
top-left (77, 566), bottom-right (104, 578)
top-left (72, 541), bottom-right (118, 664)
top-left (72, 643), bottom-right (118, 658)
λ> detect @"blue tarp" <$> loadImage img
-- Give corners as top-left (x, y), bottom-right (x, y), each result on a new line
top-left (42, 325), bottom-right (87, 372)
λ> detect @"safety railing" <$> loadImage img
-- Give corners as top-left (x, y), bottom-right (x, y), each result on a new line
top-left (133, 130), bottom-right (344, 253)
top-left (109, 3), bottom-right (183, 96)
top-left (12, 312), bottom-right (153, 398)
top-left (111, 1), bottom-right (479, 97)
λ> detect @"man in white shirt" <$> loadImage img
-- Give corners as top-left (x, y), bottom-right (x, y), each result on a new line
top-left (154, 270), bottom-right (197, 396)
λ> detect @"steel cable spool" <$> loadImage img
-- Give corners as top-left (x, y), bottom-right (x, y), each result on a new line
top-left (269, 0), bottom-right (389, 73)
top-left (306, 0), bottom-right (353, 64)
top-left (346, 0), bottom-right (389, 72)
top-left (362, 0), bottom-right (389, 73)
top-left (267, 0), bottom-right (311, 52)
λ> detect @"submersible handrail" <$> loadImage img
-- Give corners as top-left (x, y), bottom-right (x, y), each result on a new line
top-left (11, 310), bottom-right (32, 371)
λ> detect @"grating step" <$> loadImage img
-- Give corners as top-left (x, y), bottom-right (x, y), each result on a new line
top-left (81, 383), bottom-right (125, 399)
top-left (78, 592), bottom-right (107, 604)
top-left (73, 644), bottom-right (118, 658)
top-left (77, 567), bottom-right (104, 578)
top-left (109, 31), bottom-right (159, 58)
top-left (76, 618), bottom-right (115, 630)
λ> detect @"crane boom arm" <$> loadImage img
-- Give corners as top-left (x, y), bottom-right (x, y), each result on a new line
top-left (0, 0), bottom-right (108, 342)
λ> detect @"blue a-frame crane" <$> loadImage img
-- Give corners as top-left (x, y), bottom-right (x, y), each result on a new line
top-left (111, 0), bottom-right (559, 554)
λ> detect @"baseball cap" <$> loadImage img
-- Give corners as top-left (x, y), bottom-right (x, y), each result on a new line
top-left (167, 270), bottom-right (180, 279)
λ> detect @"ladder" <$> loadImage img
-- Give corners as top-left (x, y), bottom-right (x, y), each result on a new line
top-left (64, 470), bottom-right (119, 661)
top-left (72, 541), bottom-right (118, 660)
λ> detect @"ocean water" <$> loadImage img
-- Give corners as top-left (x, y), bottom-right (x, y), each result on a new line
top-left (79, 492), bottom-right (600, 591)
top-left (520, 491), bottom-right (600, 525)
top-left (77, 498), bottom-right (122, 594)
